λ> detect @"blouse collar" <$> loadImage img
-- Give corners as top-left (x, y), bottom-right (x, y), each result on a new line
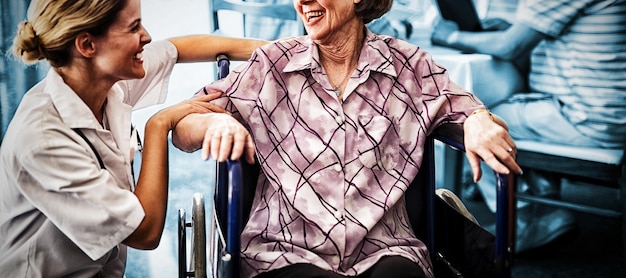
top-left (283, 29), bottom-right (399, 79)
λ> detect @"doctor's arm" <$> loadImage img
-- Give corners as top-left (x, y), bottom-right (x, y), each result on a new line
top-left (168, 35), bottom-right (268, 63)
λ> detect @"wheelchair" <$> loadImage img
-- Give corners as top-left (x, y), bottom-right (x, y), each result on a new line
top-left (177, 56), bottom-right (516, 278)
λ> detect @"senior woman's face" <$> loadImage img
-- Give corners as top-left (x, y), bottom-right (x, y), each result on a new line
top-left (294, 0), bottom-right (360, 41)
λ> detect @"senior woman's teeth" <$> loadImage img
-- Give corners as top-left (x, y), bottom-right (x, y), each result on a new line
top-left (306, 11), bottom-right (324, 21)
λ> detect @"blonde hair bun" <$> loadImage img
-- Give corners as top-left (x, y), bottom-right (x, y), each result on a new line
top-left (12, 21), bottom-right (45, 65)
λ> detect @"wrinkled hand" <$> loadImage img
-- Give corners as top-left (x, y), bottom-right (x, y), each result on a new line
top-left (201, 113), bottom-right (255, 164)
top-left (463, 112), bottom-right (522, 182)
top-left (431, 19), bottom-right (460, 46)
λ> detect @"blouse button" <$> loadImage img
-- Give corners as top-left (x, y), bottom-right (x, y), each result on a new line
top-left (333, 164), bottom-right (342, 172)
top-left (335, 116), bottom-right (344, 125)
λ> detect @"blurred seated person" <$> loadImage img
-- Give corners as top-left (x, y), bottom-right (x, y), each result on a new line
top-left (431, 0), bottom-right (626, 253)
top-left (367, 0), bottom-right (415, 39)
top-left (173, 0), bottom-right (521, 277)
top-left (367, 0), bottom-right (518, 41)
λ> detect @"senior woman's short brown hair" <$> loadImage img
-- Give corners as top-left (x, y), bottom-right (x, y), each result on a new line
top-left (355, 0), bottom-right (393, 24)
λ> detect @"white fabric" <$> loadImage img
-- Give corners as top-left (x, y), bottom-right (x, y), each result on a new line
top-left (427, 46), bottom-right (525, 107)
top-left (516, 140), bottom-right (624, 165)
top-left (0, 40), bottom-right (177, 277)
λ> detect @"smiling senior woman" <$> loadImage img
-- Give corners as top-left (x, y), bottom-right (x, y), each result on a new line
top-left (172, 0), bottom-right (522, 277)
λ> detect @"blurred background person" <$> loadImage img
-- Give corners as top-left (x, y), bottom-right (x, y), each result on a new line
top-left (237, 0), bottom-right (303, 40)
top-left (431, 0), bottom-right (626, 253)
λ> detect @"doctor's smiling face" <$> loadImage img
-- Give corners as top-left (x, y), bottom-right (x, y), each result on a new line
top-left (90, 0), bottom-right (152, 83)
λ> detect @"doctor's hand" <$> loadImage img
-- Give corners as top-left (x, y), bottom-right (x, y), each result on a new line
top-left (151, 93), bottom-right (227, 131)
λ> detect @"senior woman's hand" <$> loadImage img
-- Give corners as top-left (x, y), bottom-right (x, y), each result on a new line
top-left (201, 113), bottom-right (255, 164)
top-left (463, 110), bottom-right (522, 182)
top-left (172, 111), bottom-right (255, 164)
top-left (171, 91), bottom-right (255, 164)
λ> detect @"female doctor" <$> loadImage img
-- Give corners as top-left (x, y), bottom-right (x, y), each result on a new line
top-left (0, 0), bottom-right (265, 276)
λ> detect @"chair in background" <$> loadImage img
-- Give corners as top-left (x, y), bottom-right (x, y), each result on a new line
top-left (514, 140), bottom-right (626, 256)
top-left (209, 0), bottom-right (305, 39)
top-left (208, 0), bottom-right (305, 79)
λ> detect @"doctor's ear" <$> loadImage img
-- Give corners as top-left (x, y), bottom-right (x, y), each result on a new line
top-left (74, 32), bottom-right (96, 58)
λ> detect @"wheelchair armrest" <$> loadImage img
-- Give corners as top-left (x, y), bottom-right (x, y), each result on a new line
top-left (432, 123), bottom-right (465, 152)
top-left (432, 132), bottom-right (516, 276)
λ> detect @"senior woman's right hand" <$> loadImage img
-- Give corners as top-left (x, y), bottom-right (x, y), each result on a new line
top-left (171, 109), bottom-right (255, 164)
top-left (199, 113), bottom-right (255, 164)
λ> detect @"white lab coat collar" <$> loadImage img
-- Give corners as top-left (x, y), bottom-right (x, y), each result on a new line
top-left (46, 69), bottom-right (135, 188)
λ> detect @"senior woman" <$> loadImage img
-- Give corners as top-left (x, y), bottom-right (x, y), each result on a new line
top-left (172, 0), bottom-right (521, 277)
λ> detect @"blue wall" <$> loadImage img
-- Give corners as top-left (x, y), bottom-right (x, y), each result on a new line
top-left (0, 0), bottom-right (48, 141)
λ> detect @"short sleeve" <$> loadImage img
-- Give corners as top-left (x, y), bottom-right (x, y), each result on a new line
top-left (17, 136), bottom-right (144, 260)
top-left (120, 40), bottom-right (179, 110)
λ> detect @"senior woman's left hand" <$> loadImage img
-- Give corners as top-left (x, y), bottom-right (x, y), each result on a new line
top-left (463, 110), bottom-right (522, 182)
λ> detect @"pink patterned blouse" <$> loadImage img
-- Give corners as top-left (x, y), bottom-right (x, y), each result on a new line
top-left (196, 30), bottom-right (484, 278)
